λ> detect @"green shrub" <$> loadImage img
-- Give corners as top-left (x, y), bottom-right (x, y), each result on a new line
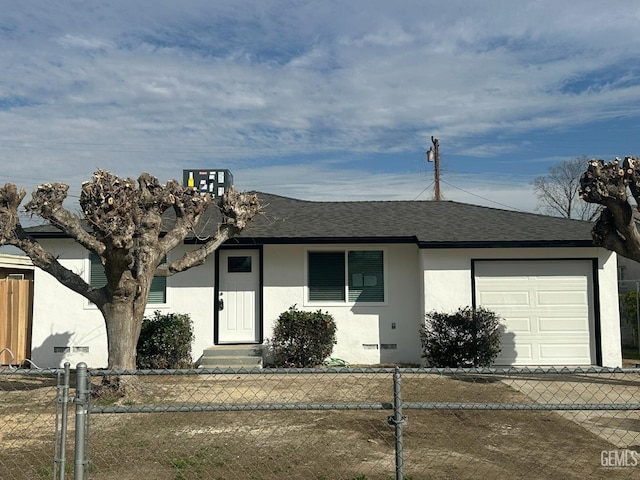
top-left (419, 306), bottom-right (502, 367)
top-left (270, 306), bottom-right (337, 368)
top-left (136, 311), bottom-right (194, 369)
top-left (621, 290), bottom-right (639, 345)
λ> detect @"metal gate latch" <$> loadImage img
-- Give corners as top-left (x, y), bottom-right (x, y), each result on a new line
top-left (387, 415), bottom-right (407, 426)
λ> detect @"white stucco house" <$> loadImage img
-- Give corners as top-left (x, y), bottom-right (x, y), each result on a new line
top-left (23, 192), bottom-right (622, 368)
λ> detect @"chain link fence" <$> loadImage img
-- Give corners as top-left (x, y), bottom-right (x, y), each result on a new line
top-left (3, 366), bottom-right (640, 479)
top-left (0, 367), bottom-right (63, 479)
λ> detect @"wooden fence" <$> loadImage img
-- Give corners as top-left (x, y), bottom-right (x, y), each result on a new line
top-left (0, 279), bottom-right (33, 365)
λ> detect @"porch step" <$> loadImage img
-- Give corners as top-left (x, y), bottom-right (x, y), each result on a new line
top-left (197, 345), bottom-right (264, 369)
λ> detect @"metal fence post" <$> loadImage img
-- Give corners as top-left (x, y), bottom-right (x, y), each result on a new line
top-left (74, 363), bottom-right (89, 480)
top-left (388, 367), bottom-right (407, 480)
top-left (54, 362), bottom-right (71, 480)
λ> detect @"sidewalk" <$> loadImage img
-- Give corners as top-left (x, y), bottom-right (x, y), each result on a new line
top-left (505, 372), bottom-right (640, 449)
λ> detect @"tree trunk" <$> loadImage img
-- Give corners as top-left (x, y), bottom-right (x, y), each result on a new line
top-left (101, 300), bottom-right (144, 370)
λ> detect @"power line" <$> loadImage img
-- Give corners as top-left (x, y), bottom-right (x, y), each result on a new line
top-left (412, 181), bottom-right (435, 201)
top-left (440, 179), bottom-right (528, 212)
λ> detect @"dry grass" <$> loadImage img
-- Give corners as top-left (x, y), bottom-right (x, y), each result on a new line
top-left (1, 370), bottom-right (640, 479)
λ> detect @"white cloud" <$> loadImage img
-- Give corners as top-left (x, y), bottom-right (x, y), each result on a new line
top-left (0, 0), bottom-right (639, 216)
top-left (57, 34), bottom-right (112, 50)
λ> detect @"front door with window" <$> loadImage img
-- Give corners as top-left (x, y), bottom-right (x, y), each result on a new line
top-left (217, 249), bottom-right (260, 343)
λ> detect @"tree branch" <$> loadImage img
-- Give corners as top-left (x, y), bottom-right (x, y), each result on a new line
top-left (0, 183), bottom-right (102, 304)
top-left (0, 183), bottom-right (26, 243)
top-left (535, 156), bottom-right (600, 220)
top-left (24, 182), bottom-right (105, 255)
top-left (156, 188), bottom-right (263, 276)
top-left (580, 157), bottom-right (640, 262)
top-left (157, 184), bottom-right (212, 258)
top-left (80, 170), bottom-right (139, 250)
top-left (18, 225), bottom-right (104, 304)
top-left (155, 224), bottom-right (234, 276)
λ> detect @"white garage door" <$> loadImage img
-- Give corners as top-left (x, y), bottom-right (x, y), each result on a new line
top-left (474, 260), bottom-right (595, 366)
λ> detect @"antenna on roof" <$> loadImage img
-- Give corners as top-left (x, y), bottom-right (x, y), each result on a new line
top-left (426, 136), bottom-right (442, 201)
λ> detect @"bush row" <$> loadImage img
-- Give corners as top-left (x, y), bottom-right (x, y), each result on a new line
top-left (135, 305), bottom-right (503, 369)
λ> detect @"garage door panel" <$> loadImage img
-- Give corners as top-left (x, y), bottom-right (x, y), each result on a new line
top-left (479, 290), bottom-right (530, 306)
top-left (474, 260), bottom-right (594, 366)
top-left (479, 261), bottom-right (590, 277)
top-left (538, 316), bottom-right (589, 332)
top-left (537, 290), bottom-right (587, 306)
top-left (537, 275), bottom-right (588, 282)
top-left (501, 317), bottom-right (532, 333)
top-left (494, 342), bottom-right (532, 365)
top-left (539, 343), bottom-right (592, 363)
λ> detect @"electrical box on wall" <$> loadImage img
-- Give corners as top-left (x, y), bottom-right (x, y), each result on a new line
top-left (183, 169), bottom-right (234, 198)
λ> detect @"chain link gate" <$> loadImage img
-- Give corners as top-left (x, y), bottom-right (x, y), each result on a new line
top-left (85, 367), bottom-right (404, 479)
top-left (53, 363), bottom-right (90, 480)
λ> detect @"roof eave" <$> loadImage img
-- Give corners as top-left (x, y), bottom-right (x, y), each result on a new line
top-left (418, 240), bottom-right (596, 249)
top-left (185, 236), bottom-right (420, 245)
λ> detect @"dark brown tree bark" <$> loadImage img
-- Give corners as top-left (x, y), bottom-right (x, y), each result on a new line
top-left (580, 157), bottom-right (640, 262)
top-left (0, 170), bottom-right (262, 369)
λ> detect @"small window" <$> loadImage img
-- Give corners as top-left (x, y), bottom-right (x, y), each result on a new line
top-left (89, 253), bottom-right (166, 304)
top-left (7, 274), bottom-right (25, 280)
top-left (228, 256), bottom-right (252, 273)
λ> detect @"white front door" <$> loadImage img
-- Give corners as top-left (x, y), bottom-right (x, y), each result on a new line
top-left (217, 249), bottom-right (260, 343)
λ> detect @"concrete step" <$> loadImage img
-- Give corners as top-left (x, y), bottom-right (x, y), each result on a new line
top-left (198, 345), bottom-right (264, 369)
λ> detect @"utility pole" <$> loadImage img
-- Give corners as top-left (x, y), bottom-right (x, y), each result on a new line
top-left (427, 136), bottom-right (442, 200)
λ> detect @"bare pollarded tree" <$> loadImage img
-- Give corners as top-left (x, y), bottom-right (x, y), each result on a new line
top-left (0, 170), bottom-right (262, 369)
top-left (533, 156), bottom-right (601, 221)
top-left (580, 156), bottom-right (640, 262)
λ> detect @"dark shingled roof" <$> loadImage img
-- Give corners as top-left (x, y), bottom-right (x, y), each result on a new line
top-left (26, 192), bottom-right (596, 248)
top-left (232, 193), bottom-right (595, 247)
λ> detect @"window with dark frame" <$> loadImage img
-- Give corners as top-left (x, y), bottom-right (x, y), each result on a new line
top-left (308, 250), bottom-right (384, 302)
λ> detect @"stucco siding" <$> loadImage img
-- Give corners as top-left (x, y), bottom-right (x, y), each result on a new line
top-left (31, 241), bottom-right (216, 368)
top-left (29, 239), bottom-right (621, 369)
top-left (262, 244), bottom-right (422, 365)
top-left (169, 245), bottom-right (216, 365)
top-left (419, 246), bottom-right (621, 367)
top-left (598, 251), bottom-right (622, 367)
top-left (32, 239), bottom-right (106, 367)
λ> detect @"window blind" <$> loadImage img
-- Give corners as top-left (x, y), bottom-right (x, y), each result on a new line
top-left (348, 250), bottom-right (384, 302)
top-left (308, 251), bottom-right (345, 301)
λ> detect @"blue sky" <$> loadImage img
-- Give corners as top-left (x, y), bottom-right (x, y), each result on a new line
top-left (2, 0), bottom-right (640, 219)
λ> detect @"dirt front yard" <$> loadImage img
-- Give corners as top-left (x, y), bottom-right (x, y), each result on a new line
top-left (1, 369), bottom-right (640, 479)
